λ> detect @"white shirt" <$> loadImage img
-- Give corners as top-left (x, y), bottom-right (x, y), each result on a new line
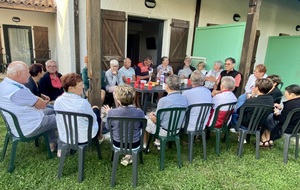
top-left (204, 69), bottom-right (223, 89)
top-left (118, 66), bottom-right (135, 85)
top-left (245, 73), bottom-right (268, 93)
top-left (0, 77), bottom-right (44, 137)
top-left (54, 92), bottom-right (98, 143)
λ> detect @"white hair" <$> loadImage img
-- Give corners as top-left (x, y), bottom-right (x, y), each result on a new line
top-left (110, 59), bottom-right (119, 66)
top-left (7, 61), bottom-right (27, 76)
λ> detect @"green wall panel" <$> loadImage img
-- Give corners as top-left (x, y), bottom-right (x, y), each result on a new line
top-left (264, 36), bottom-right (300, 90)
top-left (192, 22), bottom-right (246, 71)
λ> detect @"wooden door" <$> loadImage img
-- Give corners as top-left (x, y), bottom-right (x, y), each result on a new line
top-left (0, 26), bottom-right (3, 63)
top-left (101, 9), bottom-right (126, 70)
top-left (33, 26), bottom-right (50, 67)
top-left (169, 19), bottom-right (189, 74)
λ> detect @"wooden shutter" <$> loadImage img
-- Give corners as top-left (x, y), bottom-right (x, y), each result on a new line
top-left (0, 26), bottom-right (3, 63)
top-left (33, 26), bottom-right (50, 67)
top-left (169, 19), bottom-right (189, 73)
top-left (101, 9), bottom-right (126, 70)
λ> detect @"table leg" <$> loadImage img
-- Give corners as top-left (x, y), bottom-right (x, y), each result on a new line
top-left (143, 93), bottom-right (149, 114)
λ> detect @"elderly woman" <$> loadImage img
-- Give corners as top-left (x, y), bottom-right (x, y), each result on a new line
top-left (267, 74), bottom-right (283, 104)
top-left (105, 59), bottom-right (121, 107)
top-left (236, 64), bottom-right (267, 109)
top-left (103, 85), bottom-right (145, 166)
top-left (54, 73), bottom-right (104, 157)
top-left (204, 61), bottom-right (223, 91)
top-left (177, 57), bottom-right (196, 79)
top-left (195, 61), bottom-right (207, 76)
top-left (39, 60), bottom-right (64, 101)
top-left (260, 84), bottom-right (300, 147)
top-left (156, 56), bottom-right (173, 79)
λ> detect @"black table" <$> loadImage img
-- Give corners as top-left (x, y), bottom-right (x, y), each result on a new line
top-left (131, 83), bottom-right (192, 114)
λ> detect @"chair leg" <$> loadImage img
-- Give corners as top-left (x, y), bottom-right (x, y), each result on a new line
top-left (43, 135), bottom-right (53, 159)
top-left (175, 137), bottom-right (182, 168)
top-left (295, 135), bottom-right (299, 159)
top-left (78, 146), bottom-right (87, 183)
top-left (159, 139), bottom-right (167, 171)
top-left (255, 132), bottom-right (260, 159)
top-left (110, 151), bottom-right (120, 187)
top-left (216, 129), bottom-right (221, 156)
top-left (94, 140), bottom-right (102, 160)
top-left (224, 128), bottom-right (230, 150)
top-left (145, 134), bottom-right (152, 154)
top-left (283, 135), bottom-right (290, 164)
top-left (237, 131), bottom-right (246, 158)
top-left (201, 131), bottom-right (207, 160)
top-left (139, 151), bottom-right (144, 164)
top-left (8, 140), bottom-right (19, 173)
top-left (1, 133), bottom-right (9, 161)
top-left (132, 152), bottom-right (138, 188)
top-left (58, 145), bottom-right (68, 179)
top-left (35, 139), bottom-right (39, 147)
top-left (187, 133), bottom-right (194, 163)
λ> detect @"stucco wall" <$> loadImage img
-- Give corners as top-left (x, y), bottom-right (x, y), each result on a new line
top-left (0, 8), bottom-right (56, 64)
top-left (199, 0), bottom-right (300, 65)
top-left (56, 0), bottom-right (76, 74)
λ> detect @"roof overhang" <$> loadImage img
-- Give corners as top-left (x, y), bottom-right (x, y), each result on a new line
top-left (0, 0), bottom-right (56, 13)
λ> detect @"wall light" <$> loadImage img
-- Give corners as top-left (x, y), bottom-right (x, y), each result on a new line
top-left (12, 16), bottom-right (21, 23)
top-left (233, 14), bottom-right (241, 22)
top-left (296, 25), bottom-right (300, 31)
top-left (145, 0), bottom-right (156, 8)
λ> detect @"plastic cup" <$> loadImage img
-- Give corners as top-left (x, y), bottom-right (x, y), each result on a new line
top-left (188, 79), bottom-right (191, 86)
top-left (134, 82), bottom-right (139, 88)
top-left (126, 78), bottom-right (131, 84)
top-left (136, 77), bottom-right (141, 83)
top-left (148, 82), bottom-right (153, 90)
top-left (140, 82), bottom-right (145, 89)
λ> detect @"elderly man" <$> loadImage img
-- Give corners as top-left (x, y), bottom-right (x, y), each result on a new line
top-left (207, 76), bottom-right (237, 128)
top-left (212, 57), bottom-right (241, 96)
top-left (204, 61), bottom-right (223, 91)
top-left (0, 61), bottom-right (57, 151)
top-left (39, 60), bottom-right (63, 101)
top-left (135, 55), bottom-right (153, 81)
top-left (144, 74), bottom-right (188, 149)
top-left (118, 57), bottom-right (136, 84)
top-left (178, 57), bottom-right (196, 79)
top-left (182, 72), bottom-right (212, 131)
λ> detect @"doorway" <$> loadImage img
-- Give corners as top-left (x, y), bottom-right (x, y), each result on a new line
top-left (3, 25), bottom-right (33, 66)
top-left (127, 16), bottom-right (164, 67)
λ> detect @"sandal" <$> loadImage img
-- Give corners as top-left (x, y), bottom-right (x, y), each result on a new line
top-left (153, 141), bottom-right (160, 150)
top-left (259, 140), bottom-right (270, 147)
top-left (269, 140), bottom-right (274, 146)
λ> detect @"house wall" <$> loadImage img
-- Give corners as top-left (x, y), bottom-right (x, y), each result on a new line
top-left (56, 0), bottom-right (76, 74)
top-left (77, 0), bottom-right (197, 71)
top-left (0, 8), bottom-right (56, 64)
top-left (199, 0), bottom-right (300, 66)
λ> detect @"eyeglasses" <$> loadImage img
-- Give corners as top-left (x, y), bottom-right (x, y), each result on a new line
top-left (47, 65), bottom-right (56, 68)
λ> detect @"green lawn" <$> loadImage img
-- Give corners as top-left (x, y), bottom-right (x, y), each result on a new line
top-left (0, 117), bottom-right (299, 189)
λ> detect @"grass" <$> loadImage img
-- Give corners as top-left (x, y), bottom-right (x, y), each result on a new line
top-left (0, 117), bottom-right (299, 190)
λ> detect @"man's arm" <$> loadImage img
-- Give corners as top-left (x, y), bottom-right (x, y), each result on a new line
top-left (34, 97), bottom-right (50, 109)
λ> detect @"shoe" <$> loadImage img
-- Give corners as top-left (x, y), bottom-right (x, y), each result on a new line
top-left (153, 141), bottom-right (160, 150)
top-left (230, 128), bottom-right (238, 133)
top-left (120, 156), bottom-right (132, 166)
top-left (103, 132), bottom-right (111, 142)
top-left (237, 137), bottom-right (247, 144)
top-left (50, 143), bottom-right (57, 152)
top-left (143, 144), bottom-right (150, 153)
top-left (98, 136), bottom-right (105, 144)
top-left (57, 150), bottom-right (61, 158)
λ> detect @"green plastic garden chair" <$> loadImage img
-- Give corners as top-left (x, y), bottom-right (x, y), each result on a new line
top-left (207, 102), bottom-right (237, 156)
top-left (280, 108), bottom-right (300, 163)
top-left (146, 107), bottom-right (187, 170)
top-left (0, 107), bottom-right (53, 173)
top-left (182, 103), bottom-right (213, 163)
top-left (107, 117), bottom-right (147, 188)
top-left (236, 104), bottom-right (273, 159)
top-left (55, 110), bottom-right (102, 183)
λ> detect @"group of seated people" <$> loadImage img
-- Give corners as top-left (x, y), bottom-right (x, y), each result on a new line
top-left (1, 56), bottom-right (300, 168)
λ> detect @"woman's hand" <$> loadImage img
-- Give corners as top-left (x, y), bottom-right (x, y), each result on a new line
top-left (103, 105), bottom-right (111, 113)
